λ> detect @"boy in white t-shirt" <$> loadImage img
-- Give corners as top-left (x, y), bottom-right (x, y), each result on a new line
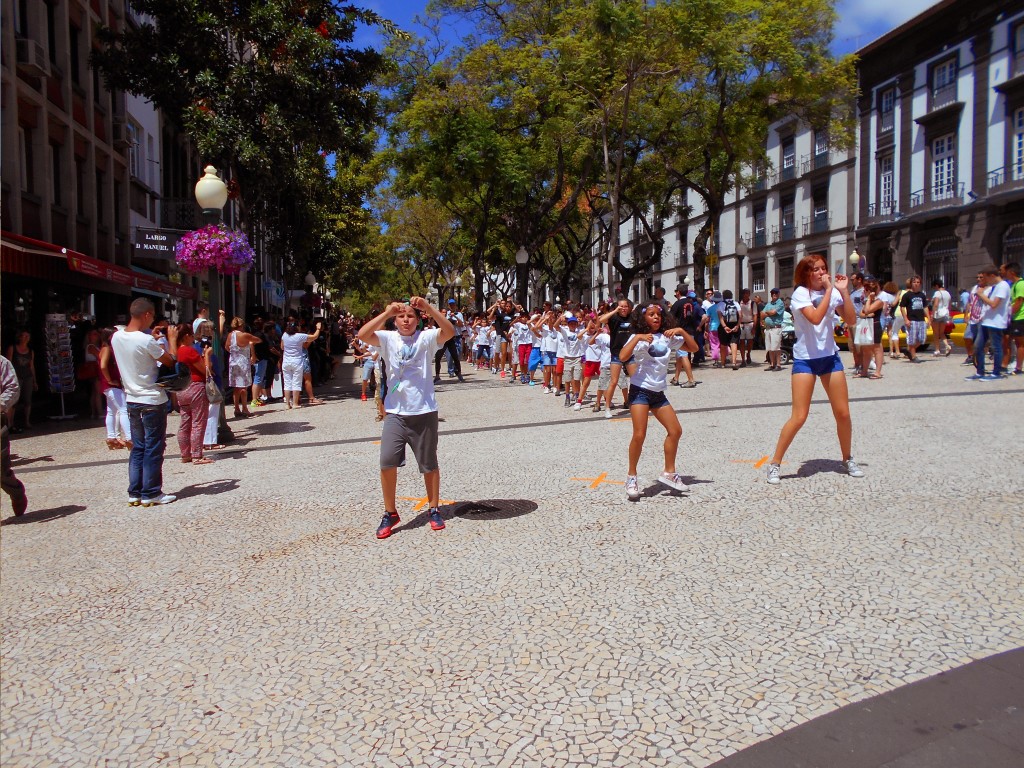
top-left (358, 298), bottom-right (456, 539)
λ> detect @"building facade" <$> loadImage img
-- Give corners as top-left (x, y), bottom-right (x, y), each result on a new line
top-left (855, 0), bottom-right (1024, 293)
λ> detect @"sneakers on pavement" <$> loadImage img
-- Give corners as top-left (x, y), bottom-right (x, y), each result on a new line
top-left (680, 380), bottom-right (697, 388)
top-left (376, 511), bottom-right (400, 539)
top-left (572, 402), bottom-right (582, 411)
top-left (141, 494), bottom-right (176, 507)
top-left (964, 373), bottom-right (985, 380)
top-left (128, 497), bottom-right (141, 507)
top-left (766, 463), bottom-right (781, 485)
top-left (981, 374), bottom-right (1005, 381)
top-left (845, 458), bottom-right (865, 478)
top-left (625, 475), bottom-right (641, 500)
top-left (658, 472), bottom-right (689, 492)
top-left (604, 409), bottom-right (614, 419)
top-left (428, 508), bottom-right (445, 531)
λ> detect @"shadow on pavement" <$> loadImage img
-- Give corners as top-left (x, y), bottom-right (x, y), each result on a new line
top-left (793, 458), bottom-right (858, 479)
top-left (451, 498), bottom-right (539, 521)
top-left (174, 479), bottom-right (241, 500)
top-left (10, 455), bottom-right (57, 467)
top-left (245, 421), bottom-right (314, 436)
top-left (1, 504), bottom-right (87, 526)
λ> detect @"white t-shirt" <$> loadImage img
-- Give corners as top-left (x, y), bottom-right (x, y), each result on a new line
top-left (511, 322), bottom-right (533, 346)
top-left (790, 286), bottom-right (844, 360)
top-left (281, 332), bottom-right (309, 365)
top-left (110, 329), bottom-right (168, 405)
top-left (977, 282), bottom-right (1011, 329)
top-left (932, 289), bottom-right (951, 320)
top-left (849, 287), bottom-right (865, 315)
top-left (585, 332), bottom-right (609, 363)
top-left (540, 324), bottom-right (559, 353)
top-left (628, 333), bottom-right (685, 391)
top-left (474, 326), bottom-right (490, 347)
top-left (559, 327), bottom-right (587, 358)
top-left (375, 328), bottom-right (442, 415)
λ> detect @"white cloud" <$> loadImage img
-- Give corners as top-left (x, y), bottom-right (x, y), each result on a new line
top-left (834, 0), bottom-right (940, 50)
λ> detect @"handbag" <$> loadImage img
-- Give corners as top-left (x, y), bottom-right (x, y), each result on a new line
top-left (156, 362), bottom-right (191, 392)
top-left (854, 317), bottom-right (875, 346)
top-left (205, 369), bottom-right (224, 404)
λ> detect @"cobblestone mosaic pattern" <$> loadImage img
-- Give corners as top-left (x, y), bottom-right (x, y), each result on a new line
top-left (2, 355), bottom-right (1022, 766)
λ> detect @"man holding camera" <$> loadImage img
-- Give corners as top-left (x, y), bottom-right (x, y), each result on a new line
top-left (111, 298), bottom-right (180, 507)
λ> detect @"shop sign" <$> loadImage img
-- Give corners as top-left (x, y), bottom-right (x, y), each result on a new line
top-left (134, 228), bottom-right (186, 259)
top-left (67, 252), bottom-right (196, 299)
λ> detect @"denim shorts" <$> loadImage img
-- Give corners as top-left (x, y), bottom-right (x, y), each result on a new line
top-left (792, 353), bottom-right (844, 376)
top-left (253, 359), bottom-right (268, 382)
top-left (627, 384), bottom-right (671, 409)
top-left (542, 350), bottom-right (558, 367)
top-left (611, 353), bottom-right (634, 366)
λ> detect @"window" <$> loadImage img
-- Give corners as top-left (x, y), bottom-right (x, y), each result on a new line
top-left (754, 207), bottom-right (766, 247)
top-left (69, 25), bottom-right (81, 84)
top-left (113, 180), bottom-right (122, 230)
top-left (780, 196), bottom-right (795, 240)
top-left (46, 1), bottom-right (57, 65)
top-left (18, 128), bottom-right (34, 193)
top-left (879, 87), bottom-right (895, 133)
top-left (76, 158), bottom-right (86, 217)
top-left (781, 137), bottom-right (796, 180)
top-left (1014, 25), bottom-right (1024, 76)
top-left (879, 155), bottom-right (894, 208)
top-left (147, 135), bottom-right (156, 187)
top-left (923, 237), bottom-right (958, 295)
top-left (811, 188), bottom-right (828, 234)
top-left (932, 134), bottom-right (956, 199)
top-left (752, 263), bottom-right (766, 293)
top-left (127, 121), bottom-right (141, 178)
top-left (932, 58), bottom-right (957, 109)
top-left (14, 0), bottom-right (29, 37)
top-left (778, 257), bottom-right (794, 289)
top-left (96, 170), bottom-right (105, 224)
top-left (814, 130), bottom-right (828, 157)
top-left (93, 58), bottom-right (103, 104)
top-left (1014, 107), bottom-right (1024, 181)
top-left (51, 143), bottom-right (62, 205)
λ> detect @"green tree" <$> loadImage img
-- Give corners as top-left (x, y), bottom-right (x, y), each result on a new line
top-left (93, 0), bottom-right (394, 288)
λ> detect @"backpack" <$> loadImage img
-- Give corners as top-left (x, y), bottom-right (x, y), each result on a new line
top-left (722, 300), bottom-right (739, 326)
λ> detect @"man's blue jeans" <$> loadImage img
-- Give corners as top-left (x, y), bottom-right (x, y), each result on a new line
top-left (975, 324), bottom-right (1004, 376)
top-left (128, 403), bottom-right (168, 501)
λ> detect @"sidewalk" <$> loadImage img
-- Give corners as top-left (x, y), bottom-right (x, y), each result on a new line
top-left (712, 647), bottom-right (1023, 767)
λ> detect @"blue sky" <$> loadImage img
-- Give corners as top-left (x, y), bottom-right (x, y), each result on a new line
top-left (358, 0), bottom-right (940, 55)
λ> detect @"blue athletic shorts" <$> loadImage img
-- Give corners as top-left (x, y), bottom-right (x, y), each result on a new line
top-left (529, 347), bottom-right (542, 371)
top-left (792, 353), bottom-right (844, 376)
top-left (542, 351), bottom-right (557, 367)
top-left (627, 384), bottom-right (671, 409)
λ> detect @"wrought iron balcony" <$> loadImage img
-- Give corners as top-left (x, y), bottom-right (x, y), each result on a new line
top-left (780, 162), bottom-right (796, 182)
top-left (865, 199), bottom-right (901, 224)
top-left (801, 152), bottom-right (832, 174)
top-left (161, 198), bottom-right (201, 230)
top-left (878, 110), bottom-right (895, 133)
top-left (775, 224), bottom-right (795, 242)
top-left (753, 230), bottom-right (767, 248)
top-left (907, 182), bottom-right (964, 212)
top-left (1015, 51), bottom-right (1024, 77)
top-left (804, 213), bottom-right (831, 236)
top-left (987, 165), bottom-right (1024, 195)
top-left (930, 83), bottom-right (958, 112)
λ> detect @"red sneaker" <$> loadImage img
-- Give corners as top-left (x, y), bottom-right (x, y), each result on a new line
top-left (361, 394), bottom-right (367, 401)
top-left (428, 509), bottom-right (445, 531)
top-left (376, 511), bottom-right (400, 539)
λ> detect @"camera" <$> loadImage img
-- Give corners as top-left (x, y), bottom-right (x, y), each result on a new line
top-left (199, 336), bottom-right (213, 349)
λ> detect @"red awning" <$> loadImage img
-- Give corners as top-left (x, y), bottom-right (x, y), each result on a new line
top-left (1, 231), bottom-right (195, 299)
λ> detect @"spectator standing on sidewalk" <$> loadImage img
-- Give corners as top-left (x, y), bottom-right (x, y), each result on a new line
top-left (930, 279), bottom-right (953, 356)
top-left (174, 325), bottom-right (215, 465)
top-left (899, 277), bottom-right (931, 363)
top-left (762, 288), bottom-right (785, 371)
top-left (738, 289), bottom-right (758, 366)
top-left (966, 266), bottom-right (1011, 380)
top-left (110, 298), bottom-right (180, 506)
top-left (4, 331), bottom-right (36, 432)
top-left (1000, 262), bottom-right (1023, 375)
top-left (0, 356), bottom-right (28, 517)
top-left (359, 298), bottom-right (456, 540)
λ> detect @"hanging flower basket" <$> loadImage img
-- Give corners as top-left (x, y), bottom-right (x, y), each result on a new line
top-left (175, 225), bottom-right (255, 276)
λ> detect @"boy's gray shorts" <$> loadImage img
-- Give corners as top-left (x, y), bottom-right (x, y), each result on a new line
top-left (380, 411), bottom-right (439, 473)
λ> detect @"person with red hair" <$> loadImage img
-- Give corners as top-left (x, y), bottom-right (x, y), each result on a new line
top-left (766, 254), bottom-right (864, 484)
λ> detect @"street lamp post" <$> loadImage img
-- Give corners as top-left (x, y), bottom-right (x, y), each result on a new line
top-left (849, 249), bottom-right (862, 276)
top-left (515, 247), bottom-right (529, 309)
top-left (194, 165), bottom-right (228, 338)
top-left (455, 275), bottom-right (463, 307)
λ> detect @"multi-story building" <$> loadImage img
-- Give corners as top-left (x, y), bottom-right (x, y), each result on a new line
top-left (589, 0), bottom-right (1023, 307)
top-left (855, 0), bottom-right (1024, 291)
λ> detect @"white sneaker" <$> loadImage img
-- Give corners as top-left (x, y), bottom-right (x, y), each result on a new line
top-left (604, 409), bottom-right (614, 419)
top-left (141, 494), bottom-right (177, 507)
top-left (127, 497), bottom-right (141, 507)
top-left (845, 458), bottom-right (865, 478)
top-left (542, 386), bottom-right (550, 394)
top-left (625, 475), bottom-right (641, 500)
top-left (766, 464), bottom-right (781, 485)
top-left (658, 472), bottom-right (689, 492)
top-left (572, 402), bottom-right (582, 411)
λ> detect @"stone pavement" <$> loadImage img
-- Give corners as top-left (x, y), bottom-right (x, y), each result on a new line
top-left (1, 351), bottom-right (1022, 767)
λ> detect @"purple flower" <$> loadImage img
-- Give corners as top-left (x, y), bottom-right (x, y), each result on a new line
top-left (175, 225), bottom-right (255, 275)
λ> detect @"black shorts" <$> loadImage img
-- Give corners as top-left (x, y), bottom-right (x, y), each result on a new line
top-left (1008, 319), bottom-right (1024, 338)
top-left (717, 329), bottom-right (738, 347)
